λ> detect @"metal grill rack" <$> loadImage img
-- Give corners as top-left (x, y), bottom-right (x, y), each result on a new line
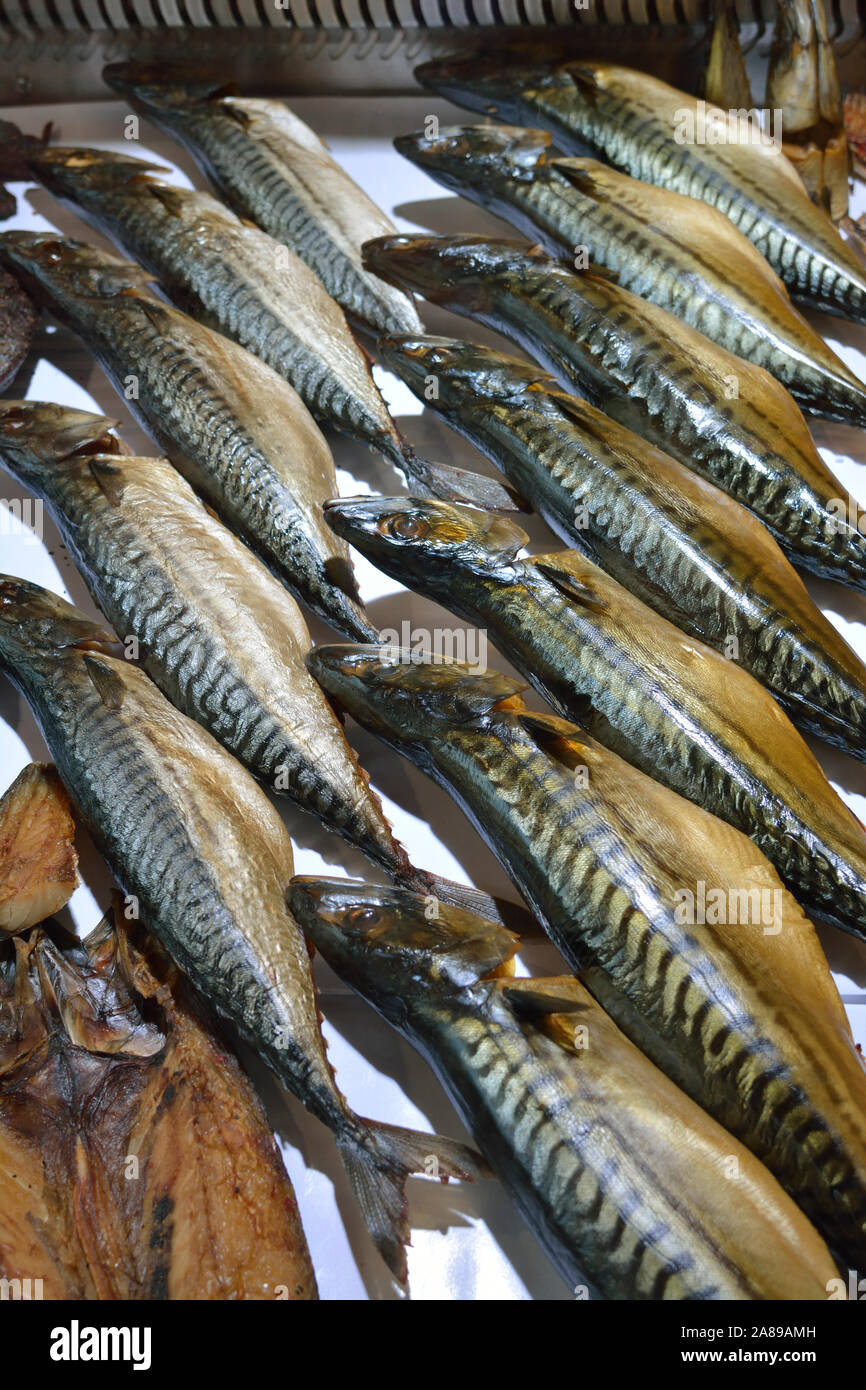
top-left (1, 0), bottom-right (864, 104)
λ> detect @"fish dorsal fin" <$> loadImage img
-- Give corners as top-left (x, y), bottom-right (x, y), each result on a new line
top-left (88, 457), bottom-right (128, 506)
top-left (501, 975), bottom-right (590, 1019)
top-left (534, 554), bottom-right (608, 610)
top-left (83, 654), bottom-right (125, 710)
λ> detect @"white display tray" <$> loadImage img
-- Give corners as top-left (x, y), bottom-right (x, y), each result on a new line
top-left (1, 93), bottom-right (865, 1301)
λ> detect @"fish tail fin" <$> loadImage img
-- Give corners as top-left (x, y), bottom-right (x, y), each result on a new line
top-left (338, 1119), bottom-right (487, 1285)
top-left (399, 449), bottom-right (526, 513)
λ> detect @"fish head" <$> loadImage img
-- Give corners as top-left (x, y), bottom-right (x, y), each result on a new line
top-left (413, 53), bottom-right (567, 116)
top-left (0, 401), bottom-right (121, 475)
top-left (26, 145), bottom-right (172, 200)
top-left (102, 63), bottom-right (238, 114)
top-left (393, 124), bottom-right (551, 189)
top-left (288, 877), bottom-right (519, 1014)
top-left (323, 494), bottom-right (529, 588)
top-left (377, 333), bottom-right (550, 413)
top-left (307, 644), bottom-right (526, 747)
top-left (362, 233), bottom-right (542, 305)
top-left (0, 577), bottom-right (115, 672)
top-left (0, 232), bottom-right (153, 307)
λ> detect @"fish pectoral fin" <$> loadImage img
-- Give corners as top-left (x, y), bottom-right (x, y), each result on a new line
top-left (453, 672), bottom-right (529, 723)
top-left (83, 655), bottom-right (126, 710)
top-left (548, 158), bottom-right (608, 199)
top-left (534, 557), bottom-right (609, 610)
top-left (565, 64), bottom-right (604, 101)
top-left (135, 296), bottom-right (178, 334)
top-left (88, 458), bottom-right (128, 506)
top-left (145, 182), bottom-right (190, 217)
top-left (501, 976), bottom-right (590, 1020)
top-left (516, 708), bottom-right (598, 764)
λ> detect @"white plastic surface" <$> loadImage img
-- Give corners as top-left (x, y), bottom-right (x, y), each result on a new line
top-left (0, 94), bottom-right (864, 1300)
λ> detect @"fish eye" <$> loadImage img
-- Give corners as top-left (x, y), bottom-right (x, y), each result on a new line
top-left (344, 905), bottom-right (386, 936)
top-left (1, 408), bottom-right (26, 430)
top-left (385, 513), bottom-right (429, 542)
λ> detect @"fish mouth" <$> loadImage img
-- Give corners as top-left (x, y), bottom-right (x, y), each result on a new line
top-left (102, 62), bottom-right (239, 109)
top-left (306, 642), bottom-right (399, 691)
top-left (0, 576), bottom-right (116, 651)
top-left (0, 230), bottom-right (77, 261)
top-left (0, 402), bottom-right (121, 461)
top-left (413, 54), bottom-right (531, 108)
top-left (288, 875), bottom-right (394, 930)
top-left (308, 644), bottom-right (526, 727)
top-left (361, 235), bottom-right (435, 295)
top-left (289, 875), bottom-right (523, 989)
top-left (27, 145), bottom-right (172, 185)
top-left (379, 332), bottom-right (551, 405)
top-left (322, 494), bottom-right (387, 540)
top-left (395, 124), bottom-right (550, 180)
top-left (0, 232), bottom-right (153, 300)
top-left (377, 333), bottom-right (465, 384)
top-left (363, 233), bottom-right (541, 299)
top-left (323, 494), bottom-right (435, 547)
top-left (324, 494), bottom-right (527, 567)
top-left (362, 234), bottom-right (516, 298)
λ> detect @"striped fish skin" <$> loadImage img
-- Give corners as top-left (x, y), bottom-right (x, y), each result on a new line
top-left (101, 65), bottom-right (423, 340)
top-left (0, 580), bottom-right (483, 1284)
top-left (414, 56), bottom-right (866, 323)
top-left (20, 148), bottom-right (513, 509)
top-left (0, 232), bottom-right (376, 642)
top-left (395, 124), bottom-right (866, 428)
top-left (378, 334), bottom-right (866, 762)
top-left (365, 234), bottom-right (866, 595)
top-left (0, 401), bottom-right (413, 880)
top-left (24, 146), bottom-right (412, 469)
top-left (306, 645), bottom-right (866, 1267)
top-left (289, 878), bottom-right (839, 1300)
top-left (324, 494), bottom-right (866, 937)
